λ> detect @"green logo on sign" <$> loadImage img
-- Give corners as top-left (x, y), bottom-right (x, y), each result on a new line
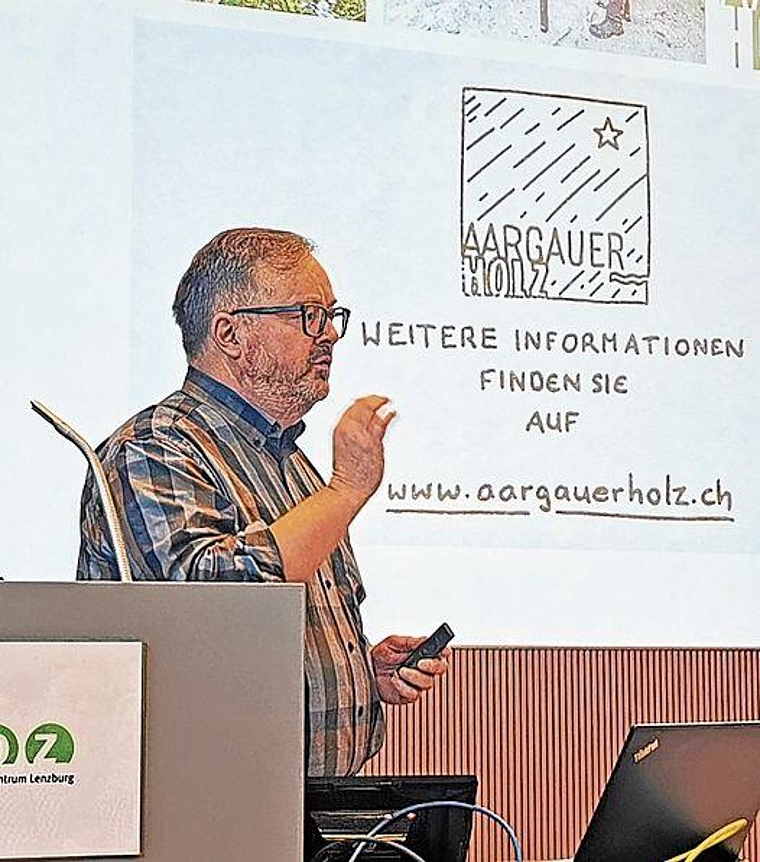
top-left (25, 723), bottom-right (75, 765)
top-left (0, 725), bottom-right (19, 765)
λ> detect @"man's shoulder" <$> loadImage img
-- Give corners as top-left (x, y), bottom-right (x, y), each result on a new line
top-left (97, 387), bottom-right (212, 460)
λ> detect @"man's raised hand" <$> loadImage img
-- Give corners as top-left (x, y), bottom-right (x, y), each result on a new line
top-left (329, 395), bottom-right (396, 511)
top-left (271, 395), bottom-right (394, 581)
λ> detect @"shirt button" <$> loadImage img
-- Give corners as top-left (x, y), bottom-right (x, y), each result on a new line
top-left (347, 641), bottom-right (355, 653)
top-left (357, 706), bottom-right (364, 717)
top-left (323, 579), bottom-right (332, 590)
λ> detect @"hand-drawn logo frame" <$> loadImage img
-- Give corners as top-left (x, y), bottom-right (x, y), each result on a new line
top-left (460, 87), bottom-right (652, 306)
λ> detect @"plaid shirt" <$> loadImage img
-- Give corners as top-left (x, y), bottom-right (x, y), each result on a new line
top-left (77, 366), bottom-right (384, 776)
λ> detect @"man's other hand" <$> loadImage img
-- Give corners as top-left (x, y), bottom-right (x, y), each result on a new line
top-left (371, 635), bottom-right (451, 705)
top-left (329, 395), bottom-right (395, 510)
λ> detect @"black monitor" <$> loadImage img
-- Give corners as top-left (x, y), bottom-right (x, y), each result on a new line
top-left (306, 775), bottom-right (478, 861)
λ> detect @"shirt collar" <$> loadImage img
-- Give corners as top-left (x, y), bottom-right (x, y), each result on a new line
top-left (184, 366), bottom-right (305, 460)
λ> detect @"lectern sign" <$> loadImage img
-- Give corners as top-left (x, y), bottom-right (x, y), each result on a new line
top-left (0, 641), bottom-right (143, 859)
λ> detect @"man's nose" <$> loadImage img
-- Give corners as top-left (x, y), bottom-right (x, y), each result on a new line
top-left (319, 317), bottom-right (340, 344)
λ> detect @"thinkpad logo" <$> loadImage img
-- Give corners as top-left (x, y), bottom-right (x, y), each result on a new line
top-left (633, 737), bottom-right (660, 763)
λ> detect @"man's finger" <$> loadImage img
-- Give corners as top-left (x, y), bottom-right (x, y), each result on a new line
top-left (371, 409), bottom-right (396, 438)
top-left (391, 673), bottom-right (423, 702)
top-left (397, 666), bottom-right (436, 691)
top-left (362, 399), bottom-right (394, 431)
top-left (415, 656), bottom-right (449, 676)
top-left (381, 635), bottom-right (426, 656)
top-left (348, 395), bottom-right (389, 421)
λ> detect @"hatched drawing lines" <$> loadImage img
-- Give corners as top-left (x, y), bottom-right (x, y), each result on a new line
top-left (461, 88), bottom-right (651, 304)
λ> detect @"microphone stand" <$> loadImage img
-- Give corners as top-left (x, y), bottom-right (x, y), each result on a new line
top-left (31, 400), bottom-right (133, 583)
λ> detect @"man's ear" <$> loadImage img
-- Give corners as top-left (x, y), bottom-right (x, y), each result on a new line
top-left (210, 312), bottom-right (243, 359)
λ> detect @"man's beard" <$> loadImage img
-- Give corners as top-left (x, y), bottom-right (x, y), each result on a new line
top-left (241, 343), bottom-right (331, 422)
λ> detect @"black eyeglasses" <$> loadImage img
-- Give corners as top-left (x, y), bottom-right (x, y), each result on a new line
top-left (228, 304), bottom-right (351, 339)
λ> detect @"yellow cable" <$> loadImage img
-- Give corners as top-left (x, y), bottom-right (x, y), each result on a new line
top-left (664, 818), bottom-right (748, 862)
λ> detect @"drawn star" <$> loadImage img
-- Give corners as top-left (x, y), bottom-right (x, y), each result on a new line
top-left (594, 117), bottom-right (624, 150)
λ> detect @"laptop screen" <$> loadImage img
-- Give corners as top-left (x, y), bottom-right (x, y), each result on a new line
top-left (574, 722), bottom-right (760, 862)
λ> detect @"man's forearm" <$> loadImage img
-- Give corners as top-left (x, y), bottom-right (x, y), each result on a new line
top-left (269, 484), bottom-right (364, 583)
top-left (270, 395), bottom-right (394, 583)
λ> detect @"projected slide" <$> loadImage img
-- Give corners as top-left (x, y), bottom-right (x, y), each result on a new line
top-left (4, 0), bottom-right (759, 644)
top-left (129, 22), bottom-right (758, 561)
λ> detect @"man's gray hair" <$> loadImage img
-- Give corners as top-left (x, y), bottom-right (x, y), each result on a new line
top-left (173, 227), bottom-right (314, 360)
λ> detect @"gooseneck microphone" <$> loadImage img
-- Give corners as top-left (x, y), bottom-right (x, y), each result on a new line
top-left (31, 400), bottom-right (133, 583)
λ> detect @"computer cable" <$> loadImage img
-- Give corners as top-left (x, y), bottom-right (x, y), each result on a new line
top-left (664, 818), bottom-right (749, 862)
top-left (346, 800), bottom-right (523, 862)
top-left (311, 835), bottom-right (427, 861)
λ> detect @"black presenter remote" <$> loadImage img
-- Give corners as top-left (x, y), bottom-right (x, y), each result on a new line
top-left (400, 623), bottom-right (455, 669)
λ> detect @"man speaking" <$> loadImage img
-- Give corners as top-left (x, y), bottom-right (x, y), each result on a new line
top-left (77, 227), bottom-right (448, 777)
